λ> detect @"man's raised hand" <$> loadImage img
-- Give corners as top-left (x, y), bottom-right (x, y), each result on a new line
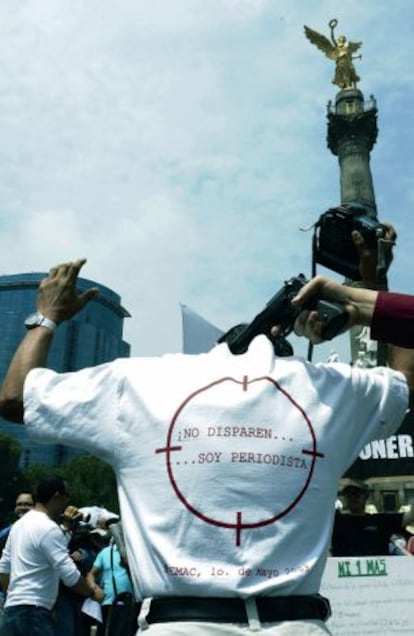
top-left (37, 259), bottom-right (99, 324)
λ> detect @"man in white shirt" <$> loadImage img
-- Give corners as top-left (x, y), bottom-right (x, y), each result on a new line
top-left (0, 474), bottom-right (103, 636)
top-left (0, 248), bottom-right (413, 635)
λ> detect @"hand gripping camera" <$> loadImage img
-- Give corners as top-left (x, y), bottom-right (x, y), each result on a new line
top-left (313, 203), bottom-right (384, 280)
top-left (222, 274), bottom-right (348, 355)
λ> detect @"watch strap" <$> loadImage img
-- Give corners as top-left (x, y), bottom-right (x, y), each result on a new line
top-left (38, 314), bottom-right (57, 332)
top-left (25, 312), bottom-right (57, 332)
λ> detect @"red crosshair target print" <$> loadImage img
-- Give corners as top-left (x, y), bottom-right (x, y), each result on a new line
top-left (155, 375), bottom-right (324, 546)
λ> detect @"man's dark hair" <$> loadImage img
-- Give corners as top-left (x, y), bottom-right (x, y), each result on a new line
top-left (217, 323), bottom-right (248, 346)
top-left (35, 474), bottom-right (66, 504)
top-left (218, 323), bottom-right (294, 357)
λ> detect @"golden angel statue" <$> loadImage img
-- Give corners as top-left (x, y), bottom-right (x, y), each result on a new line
top-left (304, 19), bottom-right (362, 90)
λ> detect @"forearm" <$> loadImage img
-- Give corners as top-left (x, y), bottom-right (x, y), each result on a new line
top-left (0, 327), bottom-right (54, 423)
top-left (342, 285), bottom-right (378, 326)
top-left (70, 574), bottom-right (101, 600)
top-left (292, 277), bottom-right (378, 340)
top-left (86, 570), bottom-right (98, 588)
top-left (0, 260), bottom-right (97, 423)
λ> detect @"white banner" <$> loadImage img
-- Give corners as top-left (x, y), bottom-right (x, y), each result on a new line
top-left (180, 303), bottom-right (223, 354)
top-left (321, 556), bottom-right (414, 635)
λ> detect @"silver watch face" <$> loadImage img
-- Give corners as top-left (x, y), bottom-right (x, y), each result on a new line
top-left (24, 312), bottom-right (43, 329)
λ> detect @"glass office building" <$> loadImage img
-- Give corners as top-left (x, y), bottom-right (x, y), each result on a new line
top-left (0, 272), bottom-right (130, 467)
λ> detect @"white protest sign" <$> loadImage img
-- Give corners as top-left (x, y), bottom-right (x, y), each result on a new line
top-left (321, 556), bottom-right (414, 635)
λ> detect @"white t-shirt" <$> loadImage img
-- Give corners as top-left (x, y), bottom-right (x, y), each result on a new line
top-left (24, 336), bottom-right (408, 600)
top-left (0, 509), bottom-right (81, 609)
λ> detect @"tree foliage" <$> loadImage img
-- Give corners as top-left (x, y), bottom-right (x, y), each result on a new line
top-left (20, 454), bottom-right (119, 514)
top-left (59, 455), bottom-right (119, 513)
top-left (0, 444), bottom-right (119, 527)
top-left (0, 432), bottom-right (23, 525)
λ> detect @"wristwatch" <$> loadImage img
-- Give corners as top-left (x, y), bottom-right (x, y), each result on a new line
top-left (24, 312), bottom-right (57, 332)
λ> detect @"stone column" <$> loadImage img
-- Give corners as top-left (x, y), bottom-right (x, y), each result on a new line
top-left (327, 89), bottom-right (378, 218)
top-left (327, 89), bottom-right (383, 363)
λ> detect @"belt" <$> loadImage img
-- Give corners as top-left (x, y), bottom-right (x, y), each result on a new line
top-left (146, 595), bottom-right (331, 624)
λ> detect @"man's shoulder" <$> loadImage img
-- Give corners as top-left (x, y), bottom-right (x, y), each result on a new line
top-left (19, 510), bottom-right (57, 534)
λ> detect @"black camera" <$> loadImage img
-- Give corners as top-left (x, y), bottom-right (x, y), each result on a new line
top-left (314, 203), bottom-right (384, 280)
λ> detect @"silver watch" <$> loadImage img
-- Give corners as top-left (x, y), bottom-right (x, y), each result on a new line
top-left (24, 312), bottom-right (57, 332)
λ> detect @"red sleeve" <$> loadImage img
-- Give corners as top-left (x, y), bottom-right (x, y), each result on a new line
top-left (371, 292), bottom-right (414, 348)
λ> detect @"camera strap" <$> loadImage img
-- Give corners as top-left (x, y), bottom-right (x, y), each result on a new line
top-left (375, 238), bottom-right (390, 288)
top-left (306, 223), bottom-right (321, 362)
top-left (374, 238), bottom-right (389, 367)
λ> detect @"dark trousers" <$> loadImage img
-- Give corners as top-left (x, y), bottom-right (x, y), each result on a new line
top-left (3, 605), bottom-right (55, 636)
top-left (55, 592), bottom-right (91, 636)
top-left (97, 603), bottom-right (139, 636)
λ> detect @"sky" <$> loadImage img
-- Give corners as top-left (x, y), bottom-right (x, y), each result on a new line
top-left (0, 0), bottom-right (412, 361)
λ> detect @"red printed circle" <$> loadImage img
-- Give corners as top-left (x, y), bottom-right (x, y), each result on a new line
top-left (156, 375), bottom-right (323, 544)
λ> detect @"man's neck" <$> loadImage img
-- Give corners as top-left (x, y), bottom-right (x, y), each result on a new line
top-left (34, 502), bottom-right (55, 520)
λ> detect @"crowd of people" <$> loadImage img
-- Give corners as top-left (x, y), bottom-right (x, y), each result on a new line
top-left (331, 479), bottom-right (414, 557)
top-left (0, 486), bottom-right (137, 636)
top-left (0, 475), bottom-right (413, 636)
top-left (0, 226), bottom-right (413, 635)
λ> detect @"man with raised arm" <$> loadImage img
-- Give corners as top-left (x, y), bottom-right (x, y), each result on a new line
top-left (0, 244), bottom-right (412, 635)
top-left (0, 475), bottom-right (103, 636)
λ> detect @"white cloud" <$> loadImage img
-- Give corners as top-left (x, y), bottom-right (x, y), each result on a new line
top-left (0, 0), bottom-right (412, 360)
